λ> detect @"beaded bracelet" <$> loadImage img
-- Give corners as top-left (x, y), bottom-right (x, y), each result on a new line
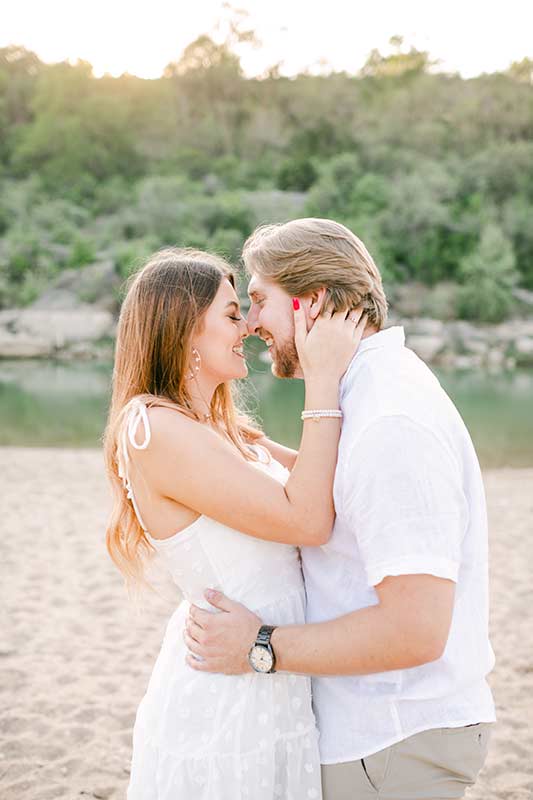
top-left (301, 409), bottom-right (343, 422)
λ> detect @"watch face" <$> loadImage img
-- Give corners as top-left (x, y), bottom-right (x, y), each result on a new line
top-left (249, 645), bottom-right (273, 673)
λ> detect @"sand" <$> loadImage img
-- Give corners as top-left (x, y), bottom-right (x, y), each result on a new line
top-left (1, 447), bottom-right (532, 800)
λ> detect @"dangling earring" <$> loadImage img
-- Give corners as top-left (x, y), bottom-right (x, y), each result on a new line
top-left (187, 348), bottom-right (201, 380)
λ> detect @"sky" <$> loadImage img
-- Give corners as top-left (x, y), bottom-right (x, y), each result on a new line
top-left (2, 0), bottom-right (532, 80)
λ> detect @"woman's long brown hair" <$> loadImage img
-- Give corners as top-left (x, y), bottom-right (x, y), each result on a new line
top-left (103, 247), bottom-right (263, 588)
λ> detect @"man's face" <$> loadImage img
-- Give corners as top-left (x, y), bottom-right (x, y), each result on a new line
top-left (247, 275), bottom-right (302, 379)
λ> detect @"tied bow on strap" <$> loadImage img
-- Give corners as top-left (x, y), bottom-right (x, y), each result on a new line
top-left (116, 400), bottom-right (152, 533)
top-left (117, 400), bottom-right (151, 489)
top-left (127, 401), bottom-right (151, 451)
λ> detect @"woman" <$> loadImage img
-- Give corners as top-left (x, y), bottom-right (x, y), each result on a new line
top-left (104, 247), bottom-right (366, 799)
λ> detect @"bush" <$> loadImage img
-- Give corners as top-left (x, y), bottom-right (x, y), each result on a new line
top-left (277, 157), bottom-right (318, 191)
top-left (243, 190), bottom-right (307, 227)
top-left (502, 195), bottom-right (533, 289)
top-left (113, 237), bottom-right (161, 280)
top-left (208, 228), bottom-right (244, 263)
top-left (201, 193), bottom-right (254, 237)
top-left (209, 155), bottom-right (243, 190)
top-left (172, 227), bottom-right (210, 251)
top-left (68, 237), bottom-right (96, 268)
top-left (421, 282), bottom-right (459, 320)
top-left (341, 214), bottom-right (395, 286)
top-left (238, 152), bottom-right (280, 190)
top-left (3, 228), bottom-right (41, 283)
top-left (306, 153), bottom-right (363, 217)
top-left (15, 200), bottom-right (90, 256)
top-left (379, 162), bottom-right (459, 283)
top-left (457, 224), bottom-right (519, 323)
top-left (164, 148), bottom-right (213, 181)
top-left (0, 230), bottom-right (51, 307)
top-left (92, 176), bottom-right (133, 215)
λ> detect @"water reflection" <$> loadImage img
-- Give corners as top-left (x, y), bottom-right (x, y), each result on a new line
top-left (0, 360), bottom-right (111, 448)
top-left (0, 354), bottom-right (532, 468)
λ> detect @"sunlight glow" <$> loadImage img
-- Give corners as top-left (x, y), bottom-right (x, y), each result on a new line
top-left (2, 0), bottom-right (532, 79)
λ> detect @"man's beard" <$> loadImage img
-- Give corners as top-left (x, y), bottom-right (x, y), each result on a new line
top-left (271, 338), bottom-right (300, 379)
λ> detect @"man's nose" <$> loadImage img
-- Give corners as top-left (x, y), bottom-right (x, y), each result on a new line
top-left (246, 308), bottom-right (260, 336)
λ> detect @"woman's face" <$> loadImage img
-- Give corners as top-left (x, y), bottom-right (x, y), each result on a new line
top-left (192, 278), bottom-right (249, 383)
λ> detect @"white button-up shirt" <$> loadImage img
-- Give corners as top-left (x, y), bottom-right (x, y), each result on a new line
top-left (301, 326), bottom-right (496, 763)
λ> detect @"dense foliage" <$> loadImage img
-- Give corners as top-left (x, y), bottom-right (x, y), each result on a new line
top-left (1, 38), bottom-right (532, 321)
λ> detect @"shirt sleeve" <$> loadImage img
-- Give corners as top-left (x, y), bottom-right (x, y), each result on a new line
top-left (343, 415), bottom-right (469, 587)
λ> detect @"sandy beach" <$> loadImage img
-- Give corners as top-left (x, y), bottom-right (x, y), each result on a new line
top-left (1, 447), bottom-right (532, 800)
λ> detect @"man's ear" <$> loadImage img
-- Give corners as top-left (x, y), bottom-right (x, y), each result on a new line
top-left (308, 287), bottom-right (330, 321)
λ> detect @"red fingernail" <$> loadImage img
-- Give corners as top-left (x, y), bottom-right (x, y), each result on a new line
top-left (292, 298), bottom-right (300, 311)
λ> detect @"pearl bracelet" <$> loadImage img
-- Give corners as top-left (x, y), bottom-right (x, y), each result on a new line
top-left (301, 409), bottom-right (343, 422)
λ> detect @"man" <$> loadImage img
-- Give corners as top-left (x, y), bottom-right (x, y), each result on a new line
top-left (184, 218), bottom-right (496, 799)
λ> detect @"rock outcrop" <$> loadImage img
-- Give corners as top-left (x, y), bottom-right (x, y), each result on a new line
top-left (0, 308), bottom-right (115, 358)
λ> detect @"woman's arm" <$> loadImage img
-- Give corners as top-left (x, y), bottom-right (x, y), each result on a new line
top-left (139, 373), bottom-right (339, 546)
top-left (256, 436), bottom-right (298, 471)
top-left (134, 306), bottom-right (366, 547)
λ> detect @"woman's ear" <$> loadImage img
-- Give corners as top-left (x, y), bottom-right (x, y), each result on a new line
top-left (308, 287), bottom-right (330, 320)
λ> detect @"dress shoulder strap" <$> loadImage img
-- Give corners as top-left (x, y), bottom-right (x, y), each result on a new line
top-left (117, 399), bottom-right (152, 533)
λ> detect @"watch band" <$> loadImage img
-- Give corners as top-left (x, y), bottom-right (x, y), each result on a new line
top-left (255, 625), bottom-right (277, 646)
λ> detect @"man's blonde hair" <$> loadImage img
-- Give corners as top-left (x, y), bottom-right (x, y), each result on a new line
top-left (243, 218), bottom-right (388, 329)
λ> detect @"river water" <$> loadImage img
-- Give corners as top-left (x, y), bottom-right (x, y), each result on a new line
top-left (0, 353), bottom-right (532, 468)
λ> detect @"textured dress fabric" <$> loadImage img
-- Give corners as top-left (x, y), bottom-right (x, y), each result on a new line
top-left (119, 401), bottom-right (322, 800)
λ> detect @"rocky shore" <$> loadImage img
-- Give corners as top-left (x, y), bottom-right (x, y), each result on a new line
top-left (0, 263), bottom-right (532, 369)
top-left (393, 315), bottom-right (533, 370)
top-left (2, 307), bottom-right (532, 371)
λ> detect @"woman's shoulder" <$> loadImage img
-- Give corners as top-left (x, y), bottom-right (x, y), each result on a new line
top-left (124, 399), bottom-right (198, 458)
top-left (145, 402), bottom-right (200, 442)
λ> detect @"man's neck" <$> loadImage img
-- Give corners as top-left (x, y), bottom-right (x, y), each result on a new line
top-left (361, 324), bottom-right (379, 341)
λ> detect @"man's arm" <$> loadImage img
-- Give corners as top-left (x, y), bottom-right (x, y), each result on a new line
top-left (185, 417), bottom-right (462, 676)
top-left (184, 573), bottom-right (455, 675)
top-left (271, 573), bottom-right (454, 674)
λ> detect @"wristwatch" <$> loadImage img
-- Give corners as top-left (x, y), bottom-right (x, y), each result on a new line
top-left (248, 625), bottom-right (277, 673)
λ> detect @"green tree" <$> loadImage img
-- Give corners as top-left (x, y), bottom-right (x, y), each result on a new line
top-left (12, 61), bottom-right (143, 191)
top-left (379, 161), bottom-right (461, 283)
top-left (1, 32), bottom-right (533, 316)
top-left (502, 195), bottom-right (533, 289)
top-left (305, 153), bottom-right (363, 217)
top-left (0, 46), bottom-right (43, 166)
top-left (360, 36), bottom-right (435, 79)
top-left (277, 156), bottom-right (318, 191)
top-left (461, 142), bottom-right (533, 204)
top-left (164, 28), bottom-right (252, 157)
top-left (457, 224), bottom-right (519, 322)
top-left (506, 57), bottom-right (533, 85)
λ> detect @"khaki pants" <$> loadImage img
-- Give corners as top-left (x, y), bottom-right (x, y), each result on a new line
top-left (321, 723), bottom-right (493, 800)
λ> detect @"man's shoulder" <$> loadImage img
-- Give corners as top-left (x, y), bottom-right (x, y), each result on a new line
top-left (341, 352), bottom-right (462, 466)
top-left (342, 346), bottom-right (443, 418)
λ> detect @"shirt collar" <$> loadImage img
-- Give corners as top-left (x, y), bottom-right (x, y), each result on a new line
top-left (340, 326), bottom-right (405, 397)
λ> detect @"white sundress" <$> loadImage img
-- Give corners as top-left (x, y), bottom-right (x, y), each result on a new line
top-left (118, 400), bottom-right (323, 800)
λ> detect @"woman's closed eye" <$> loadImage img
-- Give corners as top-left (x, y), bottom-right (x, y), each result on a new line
top-left (229, 315), bottom-right (243, 322)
